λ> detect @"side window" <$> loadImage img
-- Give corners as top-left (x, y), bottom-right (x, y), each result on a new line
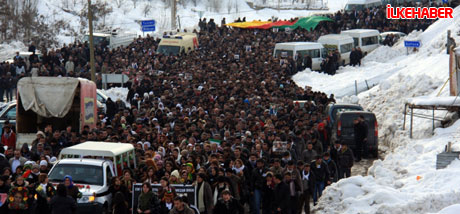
top-left (97, 93), bottom-right (105, 103)
top-left (353, 38), bottom-right (359, 47)
top-left (362, 36), bottom-right (378, 46)
top-left (321, 48), bottom-right (327, 58)
top-left (105, 166), bottom-right (113, 185)
top-left (340, 43), bottom-right (353, 53)
top-left (6, 106), bottom-right (16, 119)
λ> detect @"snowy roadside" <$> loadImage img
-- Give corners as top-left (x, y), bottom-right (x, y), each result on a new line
top-left (298, 6), bottom-right (460, 214)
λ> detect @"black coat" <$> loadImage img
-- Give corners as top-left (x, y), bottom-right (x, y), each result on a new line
top-left (273, 181), bottom-right (291, 214)
top-left (354, 121), bottom-right (368, 143)
top-left (338, 147), bottom-right (354, 169)
top-left (251, 167), bottom-right (268, 190)
top-left (49, 195), bottom-right (77, 214)
top-left (310, 161), bottom-right (330, 183)
top-left (213, 198), bottom-right (244, 214)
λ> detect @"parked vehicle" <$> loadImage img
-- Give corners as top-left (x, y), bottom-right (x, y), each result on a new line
top-left (50, 141), bottom-right (136, 214)
top-left (325, 103), bottom-right (364, 127)
top-left (317, 34), bottom-right (354, 65)
top-left (340, 29), bottom-right (380, 54)
top-left (0, 101), bottom-right (16, 131)
top-left (344, 0), bottom-right (382, 11)
top-left (16, 77), bottom-right (97, 149)
top-left (273, 42), bottom-right (327, 70)
top-left (333, 111), bottom-right (379, 157)
top-left (83, 32), bottom-right (137, 49)
top-left (379, 31), bottom-right (407, 44)
top-left (157, 33), bottom-right (199, 56)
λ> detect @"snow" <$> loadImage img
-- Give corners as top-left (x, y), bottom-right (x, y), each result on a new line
top-left (304, 5), bottom-right (460, 214)
top-left (101, 87), bottom-right (130, 108)
top-left (406, 96), bottom-right (460, 107)
top-left (0, 41), bottom-right (28, 63)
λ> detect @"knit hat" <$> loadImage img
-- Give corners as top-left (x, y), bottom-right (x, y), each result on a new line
top-left (171, 170), bottom-right (180, 179)
top-left (39, 160), bottom-right (48, 167)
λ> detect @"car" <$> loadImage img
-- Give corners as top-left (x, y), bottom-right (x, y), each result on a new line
top-left (0, 101), bottom-right (16, 131)
top-left (325, 103), bottom-right (364, 127)
top-left (333, 111), bottom-right (378, 158)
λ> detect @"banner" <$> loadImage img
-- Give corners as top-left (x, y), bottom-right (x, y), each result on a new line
top-left (132, 184), bottom-right (195, 213)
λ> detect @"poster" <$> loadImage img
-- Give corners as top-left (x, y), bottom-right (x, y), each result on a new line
top-left (84, 97), bottom-right (95, 124)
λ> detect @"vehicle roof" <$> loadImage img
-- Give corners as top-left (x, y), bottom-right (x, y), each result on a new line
top-left (59, 141), bottom-right (134, 157)
top-left (318, 34), bottom-right (354, 43)
top-left (96, 89), bottom-right (108, 99)
top-left (55, 158), bottom-right (106, 166)
top-left (275, 42), bottom-right (324, 50)
top-left (337, 110), bottom-right (376, 116)
top-left (346, 0), bottom-right (381, 5)
top-left (341, 29), bottom-right (380, 36)
top-left (380, 31), bottom-right (407, 36)
top-left (330, 103), bottom-right (363, 108)
top-left (91, 33), bottom-right (111, 37)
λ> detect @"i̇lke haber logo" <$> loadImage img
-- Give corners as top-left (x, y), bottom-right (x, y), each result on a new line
top-left (386, 4), bottom-right (453, 19)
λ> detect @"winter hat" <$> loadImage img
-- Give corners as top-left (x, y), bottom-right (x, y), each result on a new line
top-left (149, 91), bottom-right (154, 96)
top-left (32, 164), bottom-right (39, 170)
top-left (50, 157), bottom-right (57, 163)
top-left (171, 170), bottom-right (180, 179)
top-left (36, 131), bottom-right (45, 138)
top-left (39, 160), bottom-right (48, 167)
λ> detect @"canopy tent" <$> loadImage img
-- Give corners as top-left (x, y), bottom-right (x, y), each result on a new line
top-left (225, 16), bottom-right (333, 31)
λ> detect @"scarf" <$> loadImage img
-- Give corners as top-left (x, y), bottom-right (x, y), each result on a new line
top-left (232, 165), bottom-right (245, 174)
top-left (302, 170), bottom-right (310, 180)
top-left (197, 181), bottom-right (206, 212)
top-left (139, 191), bottom-right (153, 211)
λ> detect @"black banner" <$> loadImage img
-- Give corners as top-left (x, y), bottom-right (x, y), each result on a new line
top-left (132, 183), bottom-right (195, 213)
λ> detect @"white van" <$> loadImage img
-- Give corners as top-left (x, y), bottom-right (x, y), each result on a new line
top-left (49, 142), bottom-right (136, 213)
top-left (318, 34), bottom-right (354, 65)
top-left (340, 29), bottom-right (380, 54)
top-left (273, 42), bottom-right (327, 70)
top-left (157, 33), bottom-right (199, 56)
top-left (344, 0), bottom-right (382, 11)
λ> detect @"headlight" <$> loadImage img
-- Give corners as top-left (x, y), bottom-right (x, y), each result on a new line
top-left (80, 195), bottom-right (95, 203)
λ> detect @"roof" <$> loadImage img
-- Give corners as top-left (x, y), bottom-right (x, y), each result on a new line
top-left (55, 158), bottom-right (106, 166)
top-left (337, 110), bottom-right (374, 115)
top-left (275, 42), bottom-right (323, 48)
top-left (59, 141), bottom-right (134, 157)
top-left (341, 29), bottom-right (380, 34)
top-left (406, 96), bottom-right (460, 107)
top-left (318, 34), bottom-right (354, 42)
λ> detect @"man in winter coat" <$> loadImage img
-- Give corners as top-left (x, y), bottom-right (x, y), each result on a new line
top-left (299, 163), bottom-right (315, 214)
top-left (323, 152), bottom-right (338, 183)
top-left (337, 144), bottom-right (354, 179)
top-left (283, 160), bottom-right (302, 214)
top-left (310, 156), bottom-right (330, 205)
top-left (213, 190), bottom-right (244, 214)
top-left (251, 159), bottom-right (268, 214)
top-left (354, 115), bottom-right (368, 161)
top-left (273, 174), bottom-right (291, 214)
top-left (170, 196), bottom-right (194, 214)
top-left (302, 143), bottom-right (317, 164)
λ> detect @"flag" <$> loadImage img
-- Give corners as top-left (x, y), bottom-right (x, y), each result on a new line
top-left (0, 193), bottom-right (7, 206)
top-left (209, 138), bottom-right (222, 145)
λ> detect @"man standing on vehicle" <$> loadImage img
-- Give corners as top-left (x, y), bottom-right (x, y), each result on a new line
top-left (353, 115), bottom-right (368, 161)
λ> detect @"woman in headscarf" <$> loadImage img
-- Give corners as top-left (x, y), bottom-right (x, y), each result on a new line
top-left (157, 176), bottom-right (176, 202)
top-left (63, 175), bottom-right (82, 201)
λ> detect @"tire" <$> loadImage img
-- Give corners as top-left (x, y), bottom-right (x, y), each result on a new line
top-left (372, 149), bottom-right (378, 158)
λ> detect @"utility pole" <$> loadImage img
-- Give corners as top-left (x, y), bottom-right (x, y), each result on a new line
top-left (88, 0), bottom-right (96, 83)
top-left (171, 0), bottom-right (177, 30)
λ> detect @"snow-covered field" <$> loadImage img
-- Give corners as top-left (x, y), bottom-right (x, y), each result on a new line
top-left (292, 6), bottom-right (460, 214)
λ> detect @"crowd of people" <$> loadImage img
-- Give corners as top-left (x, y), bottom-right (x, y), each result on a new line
top-left (0, 2), bottom-right (440, 214)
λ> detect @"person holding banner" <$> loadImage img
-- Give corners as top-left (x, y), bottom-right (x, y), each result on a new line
top-left (137, 182), bottom-right (160, 214)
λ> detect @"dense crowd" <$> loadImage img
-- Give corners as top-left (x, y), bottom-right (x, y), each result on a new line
top-left (0, 3), bottom-right (437, 214)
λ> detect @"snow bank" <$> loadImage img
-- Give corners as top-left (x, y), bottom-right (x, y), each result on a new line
top-left (101, 87), bottom-right (130, 108)
top-left (434, 204), bottom-right (460, 214)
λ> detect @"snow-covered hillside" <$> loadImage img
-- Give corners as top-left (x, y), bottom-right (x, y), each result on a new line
top-left (40, 0), bottom-right (345, 44)
top-left (294, 5), bottom-right (460, 214)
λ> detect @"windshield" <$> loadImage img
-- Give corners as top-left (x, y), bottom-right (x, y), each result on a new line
top-left (157, 45), bottom-right (181, 56)
top-left (274, 50), bottom-right (294, 58)
top-left (49, 164), bottom-right (103, 186)
top-left (83, 35), bottom-right (108, 46)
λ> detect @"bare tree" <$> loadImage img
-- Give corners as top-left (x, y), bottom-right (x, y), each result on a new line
top-left (143, 2), bottom-right (152, 17)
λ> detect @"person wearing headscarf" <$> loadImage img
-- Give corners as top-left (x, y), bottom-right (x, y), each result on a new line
top-left (63, 175), bottom-right (82, 201)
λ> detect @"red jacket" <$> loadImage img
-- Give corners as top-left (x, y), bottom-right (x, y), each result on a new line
top-left (1, 131), bottom-right (16, 149)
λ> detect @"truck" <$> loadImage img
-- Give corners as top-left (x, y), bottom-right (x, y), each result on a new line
top-left (16, 77), bottom-right (97, 149)
top-left (49, 141), bottom-right (136, 214)
top-left (83, 31), bottom-right (137, 49)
